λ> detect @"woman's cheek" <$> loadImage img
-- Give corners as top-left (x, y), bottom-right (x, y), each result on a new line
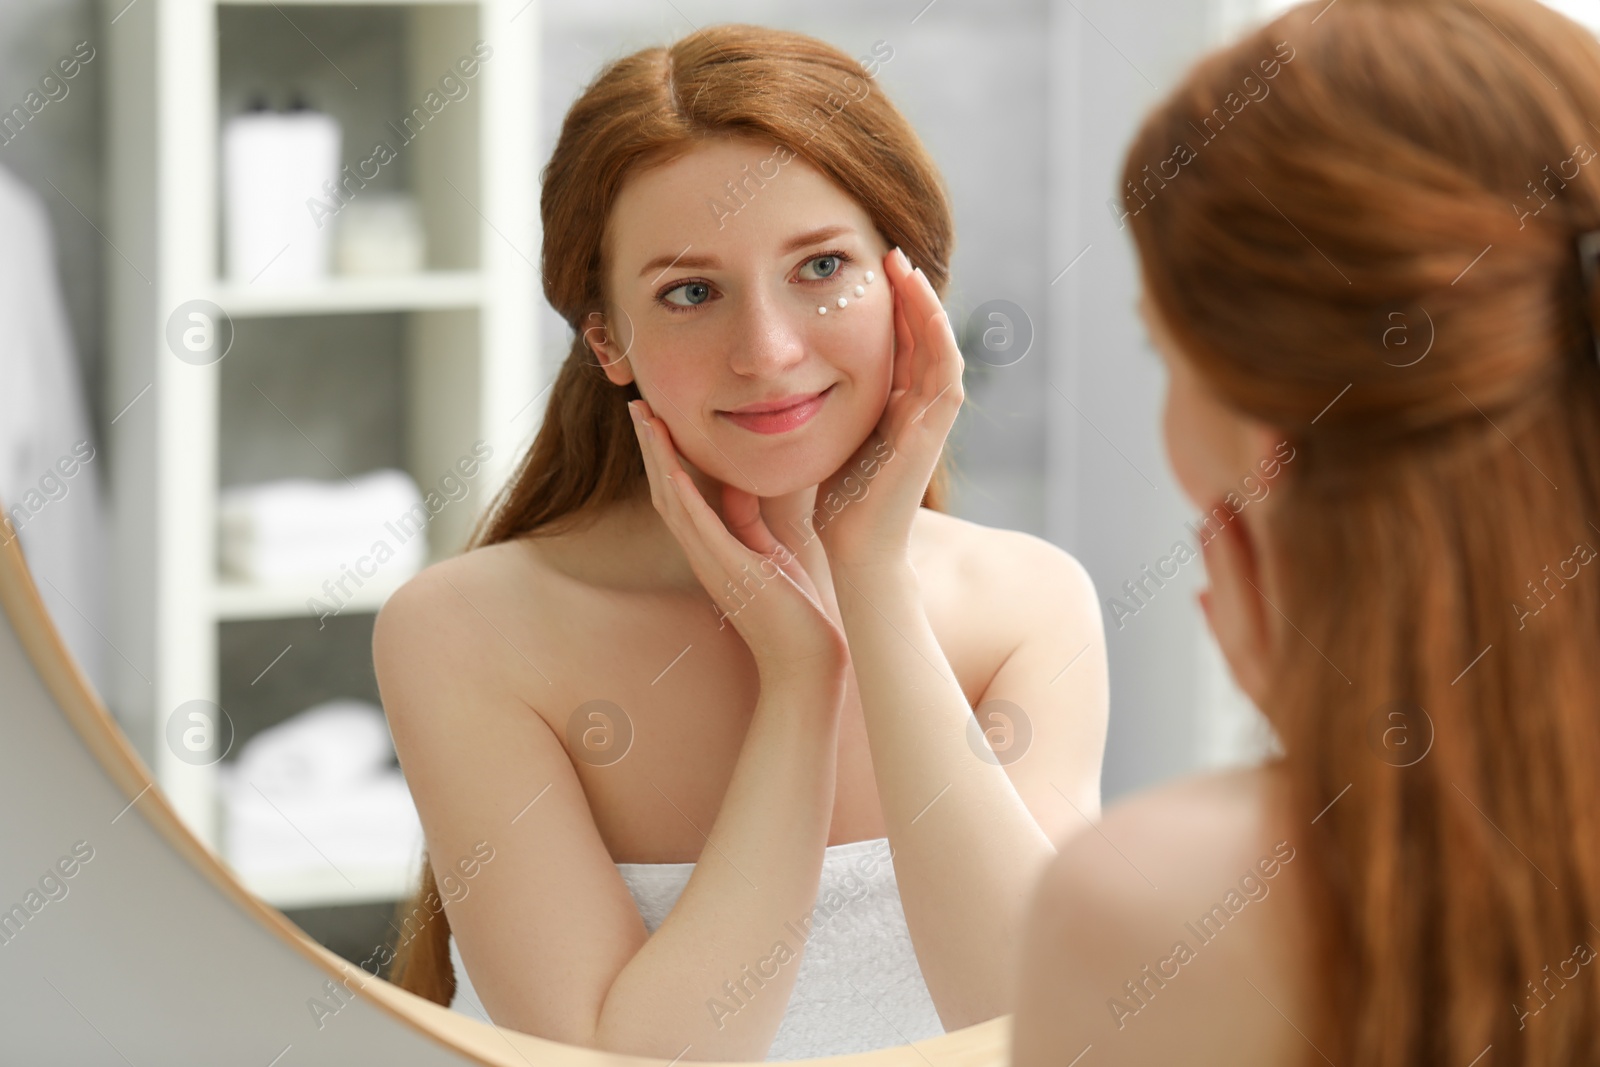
top-left (634, 361), bottom-right (715, 441)
top-left (851, 344), bottom-right (894, 437)
top-left (1165, 371), bottom-right (1252, 512)
top-left (839, 310), bottom-right (895, 410)
top-left (1163, 380), bottom-right (1214, 512)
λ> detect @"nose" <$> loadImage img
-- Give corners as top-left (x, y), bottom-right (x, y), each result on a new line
top-left (725, 286), bottom-right (807, 379)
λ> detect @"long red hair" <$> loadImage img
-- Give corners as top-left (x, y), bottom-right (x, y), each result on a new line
top-left (386, 23), bottom-right (956, 1006)
top-left (1123, 0), bottom-right (1600, 1062)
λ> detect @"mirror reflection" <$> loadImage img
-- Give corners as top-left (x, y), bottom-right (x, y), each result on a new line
top-left (2, 0), bottom-right (1288, 1062)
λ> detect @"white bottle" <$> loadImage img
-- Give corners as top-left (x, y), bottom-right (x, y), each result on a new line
top-left (222, 99), bottom-right (340, 284)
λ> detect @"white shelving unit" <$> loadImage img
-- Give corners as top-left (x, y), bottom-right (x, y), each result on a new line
top-left (104, 0), bottom-right (541, 908)
top-left (210, 270), bottom-right (485, 317)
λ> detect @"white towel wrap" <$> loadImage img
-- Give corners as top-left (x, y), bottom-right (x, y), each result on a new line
top-left (447, 836), bottom-right (945, 1060)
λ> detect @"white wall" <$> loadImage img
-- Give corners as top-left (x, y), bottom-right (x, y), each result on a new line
top-left (1047, 0), bottom-right (1283, 802)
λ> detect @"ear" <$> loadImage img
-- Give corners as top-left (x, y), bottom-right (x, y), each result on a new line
top-left (583, 311), bottom-right (635, 387)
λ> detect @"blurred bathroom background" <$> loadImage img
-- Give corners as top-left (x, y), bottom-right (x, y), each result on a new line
top-left (7, 0), bottom-right (1590, 966)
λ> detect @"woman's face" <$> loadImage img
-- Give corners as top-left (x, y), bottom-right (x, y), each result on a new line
top-left (593, 135), bottom-right (895, 497)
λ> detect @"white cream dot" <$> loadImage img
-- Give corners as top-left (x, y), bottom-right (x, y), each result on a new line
top-left (818, 306), bottom-right (828, 314)
top-left (854, 285), bottom-right (865, 297)
top-left (837, 296), bottom-right (849, 308)
top-left (865, 270), bottom-right (875, 283)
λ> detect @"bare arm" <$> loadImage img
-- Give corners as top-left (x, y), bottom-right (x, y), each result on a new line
top-left (801, 247), bottom-right (1107, 1029)
top-left (829, 555), bottom-right (1060, 1030)
top-left (374, 561), bottom-right (848, 1061)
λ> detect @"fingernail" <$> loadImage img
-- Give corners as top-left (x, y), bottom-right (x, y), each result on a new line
top-left (627, 401), bottom-right (642, 423)
top-left (893, 247), bottom-right (910, 270)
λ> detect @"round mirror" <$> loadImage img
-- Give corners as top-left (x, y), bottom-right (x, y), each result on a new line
top-left (0, 521), bottom-right (1010, 1064)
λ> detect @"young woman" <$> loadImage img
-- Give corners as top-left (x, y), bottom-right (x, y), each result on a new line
top-left (1013, 1), bottom-right (1600, 1064)
top-left (372, 24), bottom-right (1108, 1062)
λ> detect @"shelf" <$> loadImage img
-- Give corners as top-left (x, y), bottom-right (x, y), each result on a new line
top-left (210, 271), bottom-right (484, 318)
top-left (108, 0), bottom-right (539, 851)
top-left (238, 863), bottom-right (419, 910)
top-left (214, 571), bottom-right (409, 621)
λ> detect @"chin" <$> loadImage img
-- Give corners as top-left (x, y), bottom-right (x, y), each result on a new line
top-left (706, 453), bottom-right (854, 498)
top-left (686, 435), bottom-right (868, 499)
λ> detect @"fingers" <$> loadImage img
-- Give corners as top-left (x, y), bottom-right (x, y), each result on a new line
top-left (887, 254), bottom-right (916, 399)
top-left (915, 306), bottom-right (951, 404)
top-left (879, 248), bottom-right (962, 432)
top-left (720, 484), bottom-right (826, 601)
top-left (671, 463), bottom-right (820, 612)
top-left (884, 250), bottom-right (936, 388)
top-left (889, 286), bottom-right (915, 398)
top-left (629, 400), bottom-right (807, 607)
top-left (908, 281), bottom-right (939, 399)
top-left (630, 400), bottom-right (714, 571)
top-left (721, 485), bottom-right (784, 558)
top-left (629, 400), bottom-right (679, 518)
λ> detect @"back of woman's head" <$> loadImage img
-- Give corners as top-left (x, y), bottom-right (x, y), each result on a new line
top-left (1122, 1), bottom-right (1600, 1062)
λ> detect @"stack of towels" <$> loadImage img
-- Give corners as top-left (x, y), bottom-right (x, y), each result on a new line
top-left (218, 468), bottom-right (426, 583)
top-left (221, 698), bottom-right (422, 888)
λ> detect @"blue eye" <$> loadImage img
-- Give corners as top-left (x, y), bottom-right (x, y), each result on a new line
top-left (663, 281), bottom-right (712, 307)
top-left (800, 254), bottom-right (844, 281)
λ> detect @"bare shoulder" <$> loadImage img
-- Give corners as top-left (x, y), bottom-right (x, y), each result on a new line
top-left (372, 538), bottom-right (554, 703)
top-left (908, 509), bottom-right (1109, 833)
top-left (1012, 764), bottom-right (1318, 1066)
top-left (909, 506), bottom-right (1096, 614)
top-left (374, 540), bottom-right (528, 640)
top-left (385, 536), bottom-right (548, 602)
top-left (1043, 763), bottom-right (1300, 904)
top-left (370, 538), bottom-right (656, 1040)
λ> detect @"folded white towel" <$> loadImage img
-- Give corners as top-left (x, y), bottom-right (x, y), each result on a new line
top-left (234, 698), bottom-right (396, 795)
top-left (221, 766), bottom-right (423, 881)
top-left (222, 698), bottom-right (422, 884)
top-left (218, 468), bottom-right (426, 582)
top-left (221, 530), bottom-right (427, 585)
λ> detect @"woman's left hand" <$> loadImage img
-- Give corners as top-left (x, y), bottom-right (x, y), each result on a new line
top-left (812, 246), bottom-right (964, 570)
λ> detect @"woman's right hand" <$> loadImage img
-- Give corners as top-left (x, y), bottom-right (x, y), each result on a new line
top-left (629, 399), bottom-right (850, 689)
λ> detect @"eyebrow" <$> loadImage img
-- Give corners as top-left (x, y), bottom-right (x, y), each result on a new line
top-left (636, 224), bottom-right (857, 279)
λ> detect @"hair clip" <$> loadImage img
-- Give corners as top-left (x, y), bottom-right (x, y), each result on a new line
top-left (818, 269), bottom-right (876, 316)
top-left (1580, 228), bottom-right (1600, 364)
top-left (1574, 230), bottom-right (1600, 363)
top-left (1579, 229), bottom-right (1600, 291)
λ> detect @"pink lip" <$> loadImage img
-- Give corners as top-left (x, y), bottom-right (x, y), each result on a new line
top-left (719, 386), bottom-right (833, 435)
